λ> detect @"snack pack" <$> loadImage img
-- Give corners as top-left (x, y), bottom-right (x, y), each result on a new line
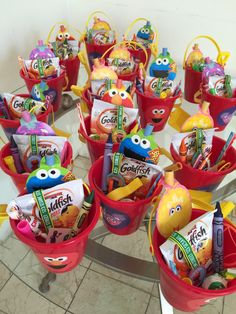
top-left (107, 46), bottom-right (136, 75)
top-left (144, 76), bottom-right (176, 98)
top-left (7, 180), bottom-right (84, 231)
top-left (208, 75), bottom-right (236, 97)
top-left (114, 154), bottom-right (162, 198)
top-left (90, 99), bottom-right (138, 135)
top-left (24, 57), bottom-right (60, 79)
top-left (51, 40), bottom-right (79, 60)
top-left (13, 134), bottom-right (68, 172)
top-left (160, 210), bottom-right (215, 279)
top-left (3, 93), bottom-right (46, 119)
top-left (149, 48), bottom-right (177, 80)
top-left (26, 154), bottom-right (76, 193)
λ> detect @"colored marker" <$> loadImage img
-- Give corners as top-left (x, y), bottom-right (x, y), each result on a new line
top-left (71, 191), bottom-right (94, 236)
top-left (144, 124), bottom-right (154, 136)
top-left (213, 202), bottom-right (224, 273)
top-left (214, 132), bottom-right (235, 165)
top-left (101, 133), bottom-right (113, 193)
top-left (10, 136), bottom-right (24, 173)
top-left (179, 139), bottom-right (187, 163)
top-left (198, 153), bottom-right (212, 170)
top-left (146, 172), bottom-right (162, 198)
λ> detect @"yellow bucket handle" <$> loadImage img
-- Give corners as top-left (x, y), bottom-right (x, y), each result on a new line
top-left (183, 35), bottom-right (230, 69)
top-left (124, 17), bottom-right (158, 57)
top-left (148, 197), bottom-right (235, 256)
top-left (46, 21), bottom-right (82, 44)
top-left (101, 40), bottom-right (148, 68)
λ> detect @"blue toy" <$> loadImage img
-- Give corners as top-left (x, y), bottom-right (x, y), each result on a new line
top-left (26, 153), bottom-right (75, 193)
top-left (119, 124), bottom-right (160, 164)
top-left (137, 21), bottom-right (154, 42)
top-left (149, 48), bottom-right (177, 80)
top-left (31, 81), bottom-right (57, 103)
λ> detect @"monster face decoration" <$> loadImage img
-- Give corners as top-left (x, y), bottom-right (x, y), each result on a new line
top-left (137, 21), bottom-right (154, 43)
top-left (149, 48), bottom-right (177, 80)
top-left (119, 124), bottom-right (160, 164)
top-left (26, 153), bottom-right (75, 193)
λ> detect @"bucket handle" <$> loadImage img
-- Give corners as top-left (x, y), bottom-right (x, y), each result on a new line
top-left (81, 11), bottom-right (117, 42)
top-left (194, 89), bottom-right (202, 104)
top-left (62, 73), bottom-right (69, 91)
top-left (183, 35), bottom-right (230, 69)
top-left (101, 40), bottom-right (148, 68)
top-left (124, 18), bottom-right (158, 58)
top-left (46, 21), bottom-right (82, 44)
top-left (148, 197), bottom-right (235, 256)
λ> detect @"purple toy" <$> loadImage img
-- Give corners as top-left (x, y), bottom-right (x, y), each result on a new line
top-left (29, 40), bottom-right (55, 60)
top-left (202, 57), bottom-right (225, 83)
top-left (16, 111), bottom-right (55, 136)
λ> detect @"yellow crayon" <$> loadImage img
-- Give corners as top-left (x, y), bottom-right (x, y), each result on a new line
top-left (4, 156), bottom-right (17, 173)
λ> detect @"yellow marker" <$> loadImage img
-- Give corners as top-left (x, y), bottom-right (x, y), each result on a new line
top-left (4, 156), bottom-right (17, 173)
top-left (107, 178), bottom-right (143, 201)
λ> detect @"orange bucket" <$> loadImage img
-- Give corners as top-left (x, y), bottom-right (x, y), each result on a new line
top-left (0, 94), bottom-right (52, 140)
top-left (153, 209), bottom-right (236, 312)
top-left (0, 141), bottom-right (73, 193)
top-left (183, 35), bottom-right (230, 103)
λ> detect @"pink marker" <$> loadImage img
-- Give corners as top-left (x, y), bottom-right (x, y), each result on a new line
top-left (17, 220), bottom-right (35, 240)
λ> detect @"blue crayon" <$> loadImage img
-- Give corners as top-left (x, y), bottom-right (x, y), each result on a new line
top-left (101, 133), bottom-right (113, 193)
top-left (213, 202), bottom-right (224, 273)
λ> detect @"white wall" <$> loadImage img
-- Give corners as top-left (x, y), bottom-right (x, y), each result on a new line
top-left (1, 0), bottom-right (236, 92)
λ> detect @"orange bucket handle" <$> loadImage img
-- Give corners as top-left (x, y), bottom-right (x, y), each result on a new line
top-left (183, 35), bottom-right (230, 69)
top-left (124, 18), bottom-right (158, 58)
top-left (101, 40), bottom-right (148, 68)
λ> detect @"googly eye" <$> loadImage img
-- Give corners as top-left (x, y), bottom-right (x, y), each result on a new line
top-left (140, 139), bottom-right (150, 149)
top-left (109, 89), bottom-right (118, 97)
top-left (152, 109), bottom-right (159, 115)
top-left (48, 168), bottom-right (61, 179)
top-left (169, 208), bottom-right (175, 216)
top-left (44, 257), bottom-right (54, 262)
top-left (145, 29), bottom-right (150, 34)
top-left (140, 28), bottom-right (145, 33)
top-left (64, 32), bottom-right (70, 39)
top-left (119, 91), bottom-right (127, 99)
top-left (159, 109), bottom-right (165, 115)
top-left (155, 58), bottom-right (162, 65)
top-left (56, 256), bottom-right (67, 262)
top-left (131, 135), bottom-right (140, 145)
top-left (57, 33), bottom-right (63, 40)
top-left (162, 58), bottom-right (169, 65)
top-left (36, 169), bottom-right (48, 180)
top-left (176, 205), bottom-right (182, 212)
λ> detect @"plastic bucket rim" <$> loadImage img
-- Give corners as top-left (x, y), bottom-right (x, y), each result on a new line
top-left (88, 155), bottom-right (162, 206)
top-left (202, 86), bottom-right (236, 102)
top-left (153, 208), bottom-right (236, 296)
top-left (10, 186), bottom-right (100, 250)
top-left (19, 68), bottom-right (66, 84)
top-left (170, 136), bottom-right (236, 176)
top-left (136, 87), bottom-right (182, 101)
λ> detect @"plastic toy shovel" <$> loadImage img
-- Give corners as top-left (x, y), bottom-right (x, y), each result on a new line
top-left (156, 163), bottom-right (192, 238)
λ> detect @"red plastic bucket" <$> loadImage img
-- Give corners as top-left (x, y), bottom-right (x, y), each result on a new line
top-left (85, 40), bottom-right (116, 70)
top-left (170, 136), bottom-right (236, 191)
top-left (153, 209), bottom-right (236, 312)
top-left (184, 67), bottom-right (202, 103)
top-left (0, 94), bottom-right (52, 140)
top-left (10, 187), bottom-right (100, 273)
top-left (128, 47), bottom-right (151, 70)
top-left (79, 115), bottom-right (119, 163)
top-left (0, 141), bottom-right (73, 193)
top-left (136, 89), bottom-right (181, 132)
top-left (19, 69), bottom-right (67, 112)
top-left (198, 88), bottom-right (236, 131)
top-left (60, 56), bottom-right (80, 91)
top-left (89, 156), bottom-right (162, 235)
